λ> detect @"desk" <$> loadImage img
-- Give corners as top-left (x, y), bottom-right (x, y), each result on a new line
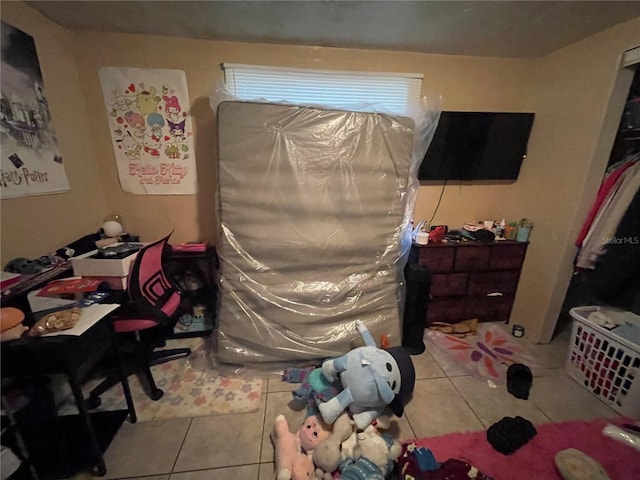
top-left (1, 305), bottom-right (137, 477)
top-left (0, 262), bottom-right (73, 313)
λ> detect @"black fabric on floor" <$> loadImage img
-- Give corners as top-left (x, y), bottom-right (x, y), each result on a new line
top-left (2, 410), bottom-right (128, 480)
top-left (507, 363), bottom-right (533, 400)
top-left (486, 416), bottom-right (537, 455)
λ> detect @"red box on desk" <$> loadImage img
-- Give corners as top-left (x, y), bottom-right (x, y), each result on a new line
top-left (28, 277), bottom-right (114, 312)
top-left (28, 289), bottom-right (78, 313)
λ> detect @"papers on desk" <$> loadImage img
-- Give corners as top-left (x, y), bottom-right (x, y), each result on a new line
top-left (1, 271), bottom-right (22, 289)
top-left (43, 303), bottom-right (119, 337)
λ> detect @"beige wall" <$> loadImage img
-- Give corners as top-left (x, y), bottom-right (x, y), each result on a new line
top-left (514, 18), bottom-right (640, 342)
top-left (71, 30), bottom-right (531, 246)
top-left (0, 2), bottom-right (110, 264)
top-left (2, 1), bottom-right (639, 342)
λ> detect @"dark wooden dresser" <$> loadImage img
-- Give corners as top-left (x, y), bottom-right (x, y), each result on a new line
top-left (409, 240), bottom-right (528, 325)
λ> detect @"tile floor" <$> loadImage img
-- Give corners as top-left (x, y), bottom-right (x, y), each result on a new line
top-left (98, 324), bottom-right (619, 479)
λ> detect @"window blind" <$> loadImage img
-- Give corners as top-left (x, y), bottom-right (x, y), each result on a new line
top-left (223, 64), bottom-right (422, 115)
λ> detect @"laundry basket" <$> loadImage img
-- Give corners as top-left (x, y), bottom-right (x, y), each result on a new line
top-left (566, 306), bottom-right (640, 417)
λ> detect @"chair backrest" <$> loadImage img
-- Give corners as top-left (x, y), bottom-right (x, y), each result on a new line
top-left (127, 233), bottom-right (181, 323)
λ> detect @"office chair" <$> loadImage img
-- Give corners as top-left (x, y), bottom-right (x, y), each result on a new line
top-left (86, 233), bottom-right (191, 407)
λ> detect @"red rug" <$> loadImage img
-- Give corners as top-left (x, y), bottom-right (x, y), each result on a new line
top-left (412, 418), bottom-right (640, 480)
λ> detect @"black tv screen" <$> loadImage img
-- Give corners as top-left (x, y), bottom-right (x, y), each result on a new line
top-left (418, 111), bottom-right (535, 181)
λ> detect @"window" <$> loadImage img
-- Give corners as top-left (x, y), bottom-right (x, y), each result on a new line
top-left (223, 64), bottom-right (422, 115)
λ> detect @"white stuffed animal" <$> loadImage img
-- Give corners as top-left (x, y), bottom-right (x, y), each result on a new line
top-left (339, 426), bottom-right (402, 480)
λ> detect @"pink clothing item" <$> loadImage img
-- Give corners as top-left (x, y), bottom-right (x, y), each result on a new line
top-left (576, 160), bottom-right (637, 246)
top-left (113, 318), bottom-right (158, 333)
top-left (576, 161), bottom-right (640, 269)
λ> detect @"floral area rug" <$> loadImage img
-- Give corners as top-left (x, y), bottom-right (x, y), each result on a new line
top-left (426, 323), bottom-right (540, 384)
top-left (57, 338), bottom-right (263, 421)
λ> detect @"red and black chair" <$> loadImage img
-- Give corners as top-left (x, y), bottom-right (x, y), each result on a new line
top-left (86, 233), bottom-right (191, 407)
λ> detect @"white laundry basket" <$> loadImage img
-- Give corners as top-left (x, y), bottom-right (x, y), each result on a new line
top-left (566, 306), bottom-right (640, 417)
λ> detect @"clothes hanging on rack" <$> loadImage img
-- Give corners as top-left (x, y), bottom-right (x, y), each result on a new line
top-left (576, 155), bottom-right (638, 246)
top-left (576, 160), bottom-right (640, 269)
top-left (588, 186), bottom-right (640, 312)
top-left (606, 151), bottom-right (640, 174)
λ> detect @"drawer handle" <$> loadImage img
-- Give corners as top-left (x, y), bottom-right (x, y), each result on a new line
top-left (486, 292), bottom-right (504, 297)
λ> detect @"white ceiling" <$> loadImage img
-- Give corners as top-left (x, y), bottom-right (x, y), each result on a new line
top-left (28, 1), bottom-right (640, 58)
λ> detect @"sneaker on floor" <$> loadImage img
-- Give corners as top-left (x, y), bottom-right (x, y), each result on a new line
top-left (555, 448), bottom-right (610, 480)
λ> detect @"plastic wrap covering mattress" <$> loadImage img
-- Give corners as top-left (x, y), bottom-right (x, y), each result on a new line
top-left (216, 101), bottom-right (416, 365)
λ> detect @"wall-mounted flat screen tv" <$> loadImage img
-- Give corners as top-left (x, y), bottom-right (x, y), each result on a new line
top-left (418, 111), bottom-right (535, 181)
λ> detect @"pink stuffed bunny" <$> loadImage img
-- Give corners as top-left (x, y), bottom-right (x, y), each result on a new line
top-left (272, 415), bottom-right (315, 480)
top-left (298, 415), bottom-right (331, 453)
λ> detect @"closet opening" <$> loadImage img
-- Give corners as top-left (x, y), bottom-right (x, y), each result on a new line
top-left (555, 64), bottom-right (640, 338)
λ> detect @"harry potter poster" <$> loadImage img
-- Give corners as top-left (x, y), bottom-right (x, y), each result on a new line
top-left (1, 22), bottom-right (69, 198)
top-left (99, 67), bottom-right (197, 194)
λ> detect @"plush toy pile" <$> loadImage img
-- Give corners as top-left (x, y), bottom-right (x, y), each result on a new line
top-left (397, 442), bottom-right (494, 480)
top-left (273, 320), bottom-right (416, 480)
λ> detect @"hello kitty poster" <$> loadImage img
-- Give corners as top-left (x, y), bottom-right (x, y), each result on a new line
top-left (99, 67), bottom-right (197, 194)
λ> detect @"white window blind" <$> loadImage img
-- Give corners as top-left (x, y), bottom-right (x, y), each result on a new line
top-left (223, 64), bottom-right (422, 115)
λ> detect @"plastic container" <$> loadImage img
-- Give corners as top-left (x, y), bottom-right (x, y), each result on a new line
top-left (516, 219), bottom-right (533, 242)
top-left (516, 227), bottom-right (531, 242)
top-left (567, 306), bottom-right (640, 417)
top-left (504, 225), bottom-right (518, 240)
top-left (416, 231), bottom-right (429, 245)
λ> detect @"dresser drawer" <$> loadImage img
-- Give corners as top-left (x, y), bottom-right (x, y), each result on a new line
top-left (465, 294), bottom-right (515, 322)
top-left (454, 245), bottom-right (491, 271)
top-left (468, 271), bottom-right (520, 296)
top-left (419, 246), bottom-right (454, 272)
top-left (426, 298), bottom-right (465, 324)
top-left (409, 239), bottom-right (526, 325)
top-left (489, 243), bottom-right (528, 270)
top-left (430, 273), bottom-right (468, 297)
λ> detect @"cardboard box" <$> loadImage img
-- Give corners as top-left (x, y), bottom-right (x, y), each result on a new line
top-left (71, 244), bottom-right (139, 277)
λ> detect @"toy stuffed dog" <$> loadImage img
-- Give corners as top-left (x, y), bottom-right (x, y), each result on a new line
top-left (319, 320), bottom-right (415, 429)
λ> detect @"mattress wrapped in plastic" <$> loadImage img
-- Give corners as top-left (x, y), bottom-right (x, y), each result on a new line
top-left (215, 100), bottom-right (432, 366)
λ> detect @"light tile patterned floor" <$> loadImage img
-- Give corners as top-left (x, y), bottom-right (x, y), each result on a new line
top-left (98, 323), bottom-right (618, 479)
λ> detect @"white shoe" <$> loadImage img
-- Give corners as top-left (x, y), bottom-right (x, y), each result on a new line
top-left (555, 448), bottom-right (610, 480)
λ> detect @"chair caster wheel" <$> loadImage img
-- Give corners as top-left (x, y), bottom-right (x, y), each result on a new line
top-left (86, 396), bottom-right (102, 409)
top-left (150, 389), bottom-right (163, 401)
